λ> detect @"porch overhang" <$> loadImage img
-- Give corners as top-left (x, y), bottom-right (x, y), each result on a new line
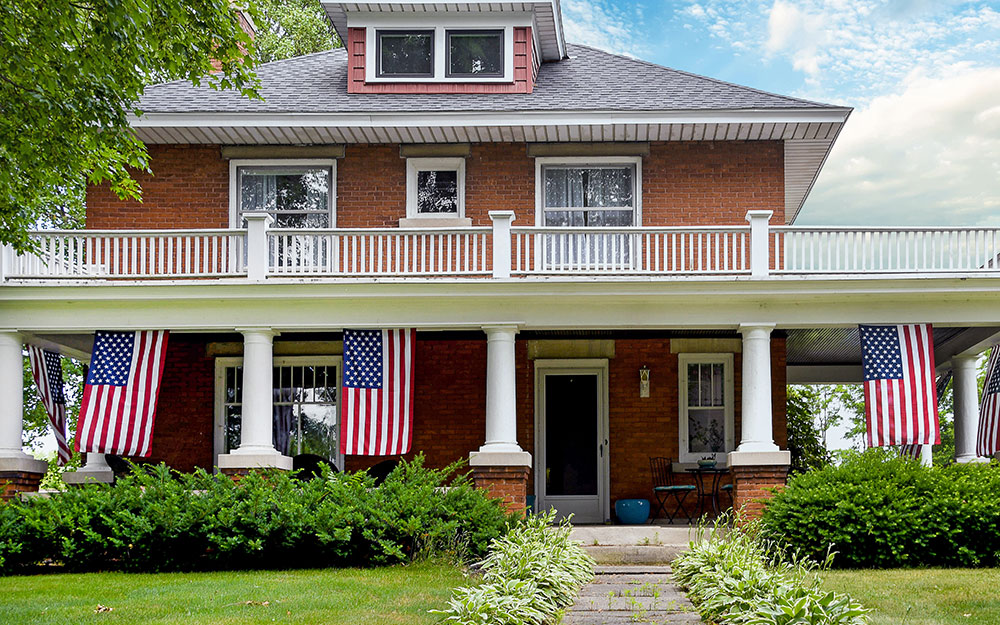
top-left (129, 107), bottom-right (850, 224)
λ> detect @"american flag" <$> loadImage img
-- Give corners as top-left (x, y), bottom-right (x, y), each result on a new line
top-left (340, 329), bottom-right (415, 456)
top-left (977, 346), bottom-right (1000, 457)
top-left (860, 324), bottom-right (939, 447)
top-left (76, 331), bottom-right (169, 457)
top-left (28, 347), bottom-right (71, 465)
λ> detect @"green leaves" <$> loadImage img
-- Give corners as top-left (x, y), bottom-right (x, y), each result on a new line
top-left (673, 516), bottom-right (870, 625)
top-left (0, 455), bottom-right (512, 573)
top-left (0, 0), bottom-right (260, 250)
top-left (434, 511), bottom-right (595, 625)
top-left (761, 451), bottom-right (1000, 568)
top-left (252, 0), bottom-right (341, 64)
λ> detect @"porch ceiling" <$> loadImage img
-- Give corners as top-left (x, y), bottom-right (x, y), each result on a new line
top-left (786, 326), bottom-right (1000, 384)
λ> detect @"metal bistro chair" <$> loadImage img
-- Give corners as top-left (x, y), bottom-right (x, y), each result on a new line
top-left (649, 457), bottom-right (696, 524)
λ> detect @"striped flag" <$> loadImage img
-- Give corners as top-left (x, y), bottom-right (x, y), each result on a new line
top-left (977, 346), bottom-right (1000, 457)
top-left (340, 329), bottom-right (415, 456)
top-left (859, 324), bottom-right (939, 447)
top-left (28, 347), bottom-right (71, 465)
top-left (76, 331), bottom-right (169, 457)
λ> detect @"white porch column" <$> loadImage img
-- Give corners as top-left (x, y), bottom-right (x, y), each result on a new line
top-left (953, 354), bottom-right (987, 463)
top-left (736, 323), bottom-right (779, 453)
top-left (470, 325), bottom-right (531, 466)
top-left (217, 327), bottom-right (292, 471)
top-left (0, 331), bottom-right (48, 475)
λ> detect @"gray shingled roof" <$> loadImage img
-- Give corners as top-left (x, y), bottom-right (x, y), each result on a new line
top-left (137, 43), bottom-right (835, 114)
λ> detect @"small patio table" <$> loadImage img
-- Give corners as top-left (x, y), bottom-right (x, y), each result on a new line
top-left (685, 467), bottom-right (729, 517)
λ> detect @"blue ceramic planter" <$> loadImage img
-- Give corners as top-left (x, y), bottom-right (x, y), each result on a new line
top-left (615, 498), bottom-right (650, 524)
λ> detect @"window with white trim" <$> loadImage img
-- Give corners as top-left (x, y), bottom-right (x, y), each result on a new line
top-left (232, 160), bottom-right (335, 228)
top-left (376, 30), bottom-right (434, 77)
top-left (446, 30), bottom-right (504, 77)
top-left (216, 356), bottom-right (343, 469)
top-left (406, 157), bottom-right (465, 218)
top-left (678, 353), bottom-right (735, 464)
top-left (541, 163), bottom-right (638, 227)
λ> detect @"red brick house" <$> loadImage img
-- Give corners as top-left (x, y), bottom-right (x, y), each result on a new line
top-left (1, 1), bottom-right (996, 520)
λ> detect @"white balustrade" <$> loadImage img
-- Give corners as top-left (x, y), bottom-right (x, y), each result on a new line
top-left (773, 227), bottom-right (1000, 274)
top-left (8, 219), bottom-right (1000, 282)
top-left (5, 230), bottom-right (246, 279)
top-left (268, 228), bottom-right (492, 276)
top-left (510, 227), bottom-right (751, 275)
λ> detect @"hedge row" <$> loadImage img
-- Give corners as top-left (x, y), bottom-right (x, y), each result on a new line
top-left (761, 451), bottom-right (1000, 568)
top-left (0, 456), bottom-right (514, 573)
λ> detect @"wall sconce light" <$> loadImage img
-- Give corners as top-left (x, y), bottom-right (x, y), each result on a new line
top-left (639, 365), bottom-right (650, 398)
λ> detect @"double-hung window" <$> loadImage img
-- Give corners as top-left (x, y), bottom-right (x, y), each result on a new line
top-left (216, 356), bottom-right (343, 469)
top-left (537, 157), bottom-right (640, 269)
top-left (677, 354), bottom-right (735, 464)
top-left (233, 160), bottom-right (335, 228)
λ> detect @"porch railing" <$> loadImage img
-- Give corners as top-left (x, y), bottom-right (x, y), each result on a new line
top-left (2, 229), bottom-right (246, 279)
top-left (5, 211), bottom-right (1000, 281)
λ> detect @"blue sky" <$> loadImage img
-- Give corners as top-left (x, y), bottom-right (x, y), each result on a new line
top-left (561, 0), bottom-right (1000, 226)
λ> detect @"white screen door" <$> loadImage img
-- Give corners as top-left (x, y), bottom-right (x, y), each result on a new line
top-left (534, 360), bottom-right (610, 524)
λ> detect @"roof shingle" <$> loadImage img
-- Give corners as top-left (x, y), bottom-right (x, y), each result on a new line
top-left (137, 43), bottom-right (837, 115)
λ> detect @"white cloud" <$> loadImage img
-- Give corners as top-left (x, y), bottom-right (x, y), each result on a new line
top-left (799, 66), bottom-right (1000, 226)
top-left (562, 0), bottom-right (647, 57)
top-left (680, 1), bottom-right (1000, 100)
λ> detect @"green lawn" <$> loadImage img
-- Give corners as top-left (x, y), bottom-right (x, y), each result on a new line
top-left (0, 562), bottom-right (467, 625)
top-left (822, 569), bottom-right (1000, 625)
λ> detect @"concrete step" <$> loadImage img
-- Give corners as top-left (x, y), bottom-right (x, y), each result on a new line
top-left (561, 611), bottom-right (701, 625)
top-left (583, 544), bottom-right (684, 565)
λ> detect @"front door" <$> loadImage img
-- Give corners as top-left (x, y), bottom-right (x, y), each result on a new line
top-left (535, 360), bottom-right (609, 524)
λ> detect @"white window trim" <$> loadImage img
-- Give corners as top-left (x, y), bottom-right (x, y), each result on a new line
top-left (405, 157), bottom-right (466, 219)
top-left (362, 17), bottom-right (518, 83)
top-left (533, 156), bottom-right (643, 226)
top-left (677, 353), bottom-right (735, 465)
top-left (228, 159), bottom-right (337, 229)
top-left (213, 355), bottom-right (344, 470)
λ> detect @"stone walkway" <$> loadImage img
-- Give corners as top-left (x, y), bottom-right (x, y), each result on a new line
top-left (562, 565), bottom-right (703, 625)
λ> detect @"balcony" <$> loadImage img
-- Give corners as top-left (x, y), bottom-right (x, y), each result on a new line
top-left (4, 211), bottom-right (1000, 283)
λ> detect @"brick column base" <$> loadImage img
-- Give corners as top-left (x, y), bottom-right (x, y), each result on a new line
top-left (731, 464), bottom-right (789, 520)
top-left (471, 465), bottom-right (529, 514)
top-left (0, 470), bottom-right (45, 502)
top-left (219, 466), bottom-right (254, 482)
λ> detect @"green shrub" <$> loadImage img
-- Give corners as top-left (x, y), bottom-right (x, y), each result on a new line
top-left (434, 510), bottom-right (595, 625)
top-left (761, 450), bottom-right (1000, 568)
top-left (0, 455), bottom-right (513, 574)
top-left (673, 516), bottom-right (869, 625)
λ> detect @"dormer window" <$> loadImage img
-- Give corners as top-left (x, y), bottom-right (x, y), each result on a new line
top-left (376, 30), bottom-right (433, 77)
top-left (447, 30), bottom-right (503, 77)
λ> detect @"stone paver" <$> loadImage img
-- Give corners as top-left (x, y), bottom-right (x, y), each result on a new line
top-left (566, 565), bottom-right (703, 625)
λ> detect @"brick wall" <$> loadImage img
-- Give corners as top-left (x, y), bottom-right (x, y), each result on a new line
top-left (142, 335), bottom-right (216, 471)
top-left (85, 141), bottom-right (782, 229)
top-left (345, 338), bottom-right (488, 472)
top-left (86, 145), bottom-right (229, 229)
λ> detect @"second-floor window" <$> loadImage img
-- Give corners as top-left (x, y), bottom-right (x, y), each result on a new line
top-left (538, 158), bottom-right (640, 227)
top-left (233, 160), bottom-right (335, 228)
top-left (406, 157), bottom-right (466, 219)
